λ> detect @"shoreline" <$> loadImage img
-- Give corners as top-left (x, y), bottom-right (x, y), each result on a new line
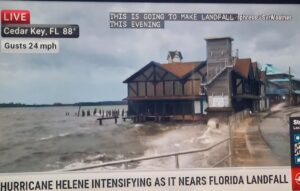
top-left (231, 106), bottom-right (294, 167)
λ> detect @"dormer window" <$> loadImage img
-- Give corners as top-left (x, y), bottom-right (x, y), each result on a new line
top-left (167, 51), bottom-right (183, 63)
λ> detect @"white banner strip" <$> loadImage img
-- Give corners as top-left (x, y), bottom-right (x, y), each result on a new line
top-left (0, 166), bottom-right (292, 191)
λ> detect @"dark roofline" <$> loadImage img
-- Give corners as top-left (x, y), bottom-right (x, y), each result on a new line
top-left (205, 37), bottom-right (233, 41)
top-left (264, 63), bottom-right (294, 77)
top-left (233, 58), bottom-right (252, 79)
top-left (181, 61), bottom-right (207, 80)
top-left (123, 60), bottom-right (207, 83)
top-left (292, 78), bottom-right (300, 82)
top-left (123, 61), bottom-right (181, 83)
top-left (123, 61), bottom-right (158, 83)
top-left (267, 73), bottom-right (294, 77)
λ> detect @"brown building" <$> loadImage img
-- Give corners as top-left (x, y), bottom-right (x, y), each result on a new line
top-left (123, 37), bottom-right (265, 121)
top-left (123, 59), bottom-right (208, 121)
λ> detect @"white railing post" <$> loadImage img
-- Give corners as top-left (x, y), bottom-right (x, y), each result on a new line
top-left (175, 155), bottom-right (179, 169)
top-left (228, 123), bottom-right (232, 167)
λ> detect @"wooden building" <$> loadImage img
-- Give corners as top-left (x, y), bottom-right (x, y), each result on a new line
top-left (124, 37), bottom-right (266, 121)
top-left (202, 37), bottom-right (263, 114)
top-left (262, 64), bottom-right (300, 105)
top-left (231, 59), bottom-right (261, 112)
top-left (123, 60), bottom-right (208, 121)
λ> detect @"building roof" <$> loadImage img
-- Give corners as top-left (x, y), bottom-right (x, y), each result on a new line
top-left (160, 62), bottom-right (200, 78)
top-left (292, 78), bottom-right (300, 82)
top-left (261, 64), bottom-right (289, 76)
top-left (205, 37), bottom-right (233, 41)
top-left (123, 61), bottom-right (207, 83)
top-left (123, 61), bottom-right (171, 83)
top-left (233, 58), bottom-right (252, 79)
top-left (269, 78), bottom-right (290, 82)
top-left (269, 78), bottom-right (300, 83)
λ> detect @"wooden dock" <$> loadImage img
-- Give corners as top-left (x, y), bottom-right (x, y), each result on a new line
top-left (97, 116), bottom-right (118, 125)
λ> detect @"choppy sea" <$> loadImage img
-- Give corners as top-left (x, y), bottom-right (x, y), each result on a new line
top-left (0, 106), bottom-right (229, 173)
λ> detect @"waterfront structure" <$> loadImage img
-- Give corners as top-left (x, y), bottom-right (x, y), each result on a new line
top-left (203, 38), bottom-right (262, 114)
top-left (123, 59), bottom-right (208, 120)
top-left (262, 64), bottom-right (300, 105)
top-left (123, 37), bottom-right (266, 121)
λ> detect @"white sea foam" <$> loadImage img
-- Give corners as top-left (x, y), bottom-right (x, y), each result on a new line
top-left (39, 135), bottom-right (54, 141)
top-left (39, 132), bottom-right (71, 141)
top-left (135, 124), bottom-right (205, 169)
top-left (58, 132), bottom-right (71, 137)
top-left (134, 124), bottom-right (144, 127)
top-left (63, 162), bottom-right (89, 170)
top-left (58, 121), bottom-right (230, 171)
top-left (84, 153), bottom-right (106, 162)
top-left (135, 121), bottom-right (231, 169)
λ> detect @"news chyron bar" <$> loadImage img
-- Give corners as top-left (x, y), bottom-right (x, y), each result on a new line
top-left (0, 1), bottom-right (299, 191)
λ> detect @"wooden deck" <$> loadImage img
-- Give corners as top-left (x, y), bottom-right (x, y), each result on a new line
top-left (97, 116), bottom-right (118, 125)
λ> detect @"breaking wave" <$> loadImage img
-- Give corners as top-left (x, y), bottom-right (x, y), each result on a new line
top-left (38, 132), bottom-right (71, 141)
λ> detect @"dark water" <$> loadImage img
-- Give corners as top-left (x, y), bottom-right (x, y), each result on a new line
top-left (0, 106), bottom-right (229, 173)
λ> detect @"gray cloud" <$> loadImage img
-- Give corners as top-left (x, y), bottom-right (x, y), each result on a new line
top-left (0, 2), bottom-right (299, 104)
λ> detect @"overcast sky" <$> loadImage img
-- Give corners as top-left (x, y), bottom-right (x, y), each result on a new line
top-left (0, 2), bottom-right (299, 104)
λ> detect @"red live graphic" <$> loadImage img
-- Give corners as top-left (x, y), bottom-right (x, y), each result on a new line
top-left (1, 10), bottom-right (30, 24)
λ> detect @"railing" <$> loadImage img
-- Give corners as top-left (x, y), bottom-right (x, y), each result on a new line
top-left (202, 58), bottom-right (234, 86)
top-left (63, 137), bottom-right (232, 172)
top-left (208, 58), bottom-right (229, 80)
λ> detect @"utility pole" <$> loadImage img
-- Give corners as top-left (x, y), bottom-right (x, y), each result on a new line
top-left (289, 66), bottom-right (292, 105)
top-left (264, 67), bottom-right (268, 111)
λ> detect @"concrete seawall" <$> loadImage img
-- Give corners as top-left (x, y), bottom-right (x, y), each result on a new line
top-left (230, 112), bottom-right (281, 166)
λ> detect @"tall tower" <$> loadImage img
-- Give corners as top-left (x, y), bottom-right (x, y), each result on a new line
top-left (206, 37), bottom-right (233, 82)
top-left (204, 37), bottom-right (234, 110)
